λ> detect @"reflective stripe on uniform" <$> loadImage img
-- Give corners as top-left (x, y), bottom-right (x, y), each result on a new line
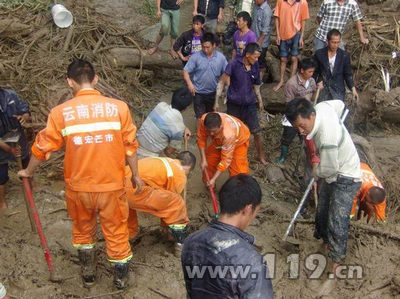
top-left (154, 157), bottom-right (174, 178)
top-left (108, 254), bottom-right (133, 264)
top-left (224, 114), bottom-right (240, 140)
top-left (73, 243), bottom-right (96, 250)
top-left (61, 122), bottom-right (121, 137)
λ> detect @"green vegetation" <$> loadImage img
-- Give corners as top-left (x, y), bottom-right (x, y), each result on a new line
top-left (140, 0), bottom-right (156, 17)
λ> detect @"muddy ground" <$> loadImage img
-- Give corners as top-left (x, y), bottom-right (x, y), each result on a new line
top-left (1, 0), bottom-right (400, 298)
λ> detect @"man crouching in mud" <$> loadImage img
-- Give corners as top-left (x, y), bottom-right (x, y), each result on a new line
top-left (286, 98), bottom-right (362, 296)
top-left (181, 174), bottom-right (274, 298)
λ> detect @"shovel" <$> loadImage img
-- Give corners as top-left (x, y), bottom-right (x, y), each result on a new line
top-left (283, 177), bottom-right (315, 243)
top-left (0, 130), bottom-right (36, 232)
top-left (203, 169), bottom-right (219, 219)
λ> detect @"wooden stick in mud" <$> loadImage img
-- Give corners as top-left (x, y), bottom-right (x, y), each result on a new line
top-left (183, 138), bottom-right (188, 202)
top-left (82, 290), bottom-right (124, 299)
top-left (148, 287), bottom-right (172, 299)
top-left (280, 218), bottom-right (400, 241)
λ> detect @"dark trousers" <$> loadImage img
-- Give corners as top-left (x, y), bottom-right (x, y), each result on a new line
top-left (193, 92), bottom-right (216, 119)
top-left (281, 126), bottom-right (300, 146)
top-left (315, 176), bottom-right (362, 263)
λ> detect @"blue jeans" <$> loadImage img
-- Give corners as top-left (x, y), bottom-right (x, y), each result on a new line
top-left (279, 31), bottom-right (301, 57)
top-left (315, 176), bottom-right (362, 263)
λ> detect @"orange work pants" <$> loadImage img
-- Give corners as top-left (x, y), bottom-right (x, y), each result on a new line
top-left (65, 188), bottom-right (132, 262)
top-left (126, 185), bottom-right (189, 239)
top-left (203, 141), bottom-right (250, 183)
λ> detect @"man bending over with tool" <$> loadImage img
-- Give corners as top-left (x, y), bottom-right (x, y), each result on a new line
top-left (182, 174), bottom-right (274, 298)
top-left (18, 59), bottom-right (143, 289)
top-left (351, 162), bottom-right (386, 223)
top-left (136, 86), bottom-right (192, 159)
top-left (197, 112), bottom-right (250, 188)
top-left (0, 88), bottom-right (30, 214)
top-left (125, 151), bottom-right (196, 255)
top-left (285, 98), bottom-right (361, 296)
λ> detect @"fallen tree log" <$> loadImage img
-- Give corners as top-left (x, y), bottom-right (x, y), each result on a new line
top-left (262, 87), bottom-right (400, 124)
top-left (0, 18), bottom-right (32, 37)
top-left (281, 218), bottom-right (400, 242)
top-left (107, 48), bottom-right (182, 69)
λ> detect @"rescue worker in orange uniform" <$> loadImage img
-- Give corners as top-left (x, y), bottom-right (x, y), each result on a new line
top-left (125, 151), bottom-right (196, 254)
top-left (17, 60), bottom-right (143, 289)
top-left (350, 162), bottom-right (386, 223)
top-left (197, 112), bottom-right (250, 187)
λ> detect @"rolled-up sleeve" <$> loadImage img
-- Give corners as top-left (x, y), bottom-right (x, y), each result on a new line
top-left (31, 113), bottom-right (64, 161)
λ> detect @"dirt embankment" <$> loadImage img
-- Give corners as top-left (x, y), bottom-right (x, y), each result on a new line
top-left (1, 0), bottom-right (400, 299)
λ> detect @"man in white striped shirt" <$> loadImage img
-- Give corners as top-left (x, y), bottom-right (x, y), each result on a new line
top-left (286, 98), bottom-right (361, 295)
top-left (137, 87), bottom-right (192, 158)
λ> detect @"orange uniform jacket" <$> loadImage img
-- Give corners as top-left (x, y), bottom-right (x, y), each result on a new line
top-left (135, 157), bottom-right (187, 194)
top-left (197, 113), bottom-right (250, 172)
top-left (32, 89), bottom-right (138, 192)
top-left (351, 162), bottom-right (386, 221)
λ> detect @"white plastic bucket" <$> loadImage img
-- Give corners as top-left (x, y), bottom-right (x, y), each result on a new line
top-left (51, 4), bottom-right (73, 28)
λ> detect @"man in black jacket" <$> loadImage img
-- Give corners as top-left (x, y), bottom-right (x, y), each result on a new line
top-left (173, 15), bottom-right (205, 66)
top-left (182, 174), bottom-right (274, 298)
top-left (193, 0), bottom-right (224, 34)
top-left (0, 88), bottom-right (30, 214)
top-left (313, 29), bottom-right (359, 102)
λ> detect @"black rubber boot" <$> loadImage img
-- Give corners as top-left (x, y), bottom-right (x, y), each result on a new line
top-left (113, 262), bottom-right (130, 289)
top-left (169, 225), bottom-right (188, 257)
top-left (77, 248), bottom-right (96, 287)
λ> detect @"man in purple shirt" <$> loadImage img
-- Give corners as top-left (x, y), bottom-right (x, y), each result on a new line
top-left (232, 11), bottom-right (258, 59)
top-left (215, 43), bottom-right (267, 165)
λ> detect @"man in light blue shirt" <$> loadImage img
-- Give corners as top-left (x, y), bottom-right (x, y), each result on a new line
top-left (252, 0), bottom-right (272, 78)
top-left (183, 32), bottom-right (228, 119)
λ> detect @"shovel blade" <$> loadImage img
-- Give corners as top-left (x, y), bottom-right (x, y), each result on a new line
top-left (0, 130), bottom-right (20, 143)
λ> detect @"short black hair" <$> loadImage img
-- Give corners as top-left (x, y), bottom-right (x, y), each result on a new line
top-left (67, 59), bottom-right (95, 84)
top-left (193, 14), bottom-right (205, 24)
top-left (171, 86), bottom-right (192, 112)
top-left (237, 11), bottom-right (252, 28)
top-left (201, 32), bottom-right (217, 45)
top-left (368, 186), bottom-right (386, 204)
top-left (243, 42), bottom-right (261, 56)
top-left (176, 151), bottom-right (196, 171)
top-left (219, 174), bottom-right (262, 215)
top-left (299, 58), bottom-right (316, 71)
top-left (204, 112), bottom-right (222, 130)
top-left (285, 98), bottom-right (315, 123)
top-left (327, 29), bottom-right (341, 41)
